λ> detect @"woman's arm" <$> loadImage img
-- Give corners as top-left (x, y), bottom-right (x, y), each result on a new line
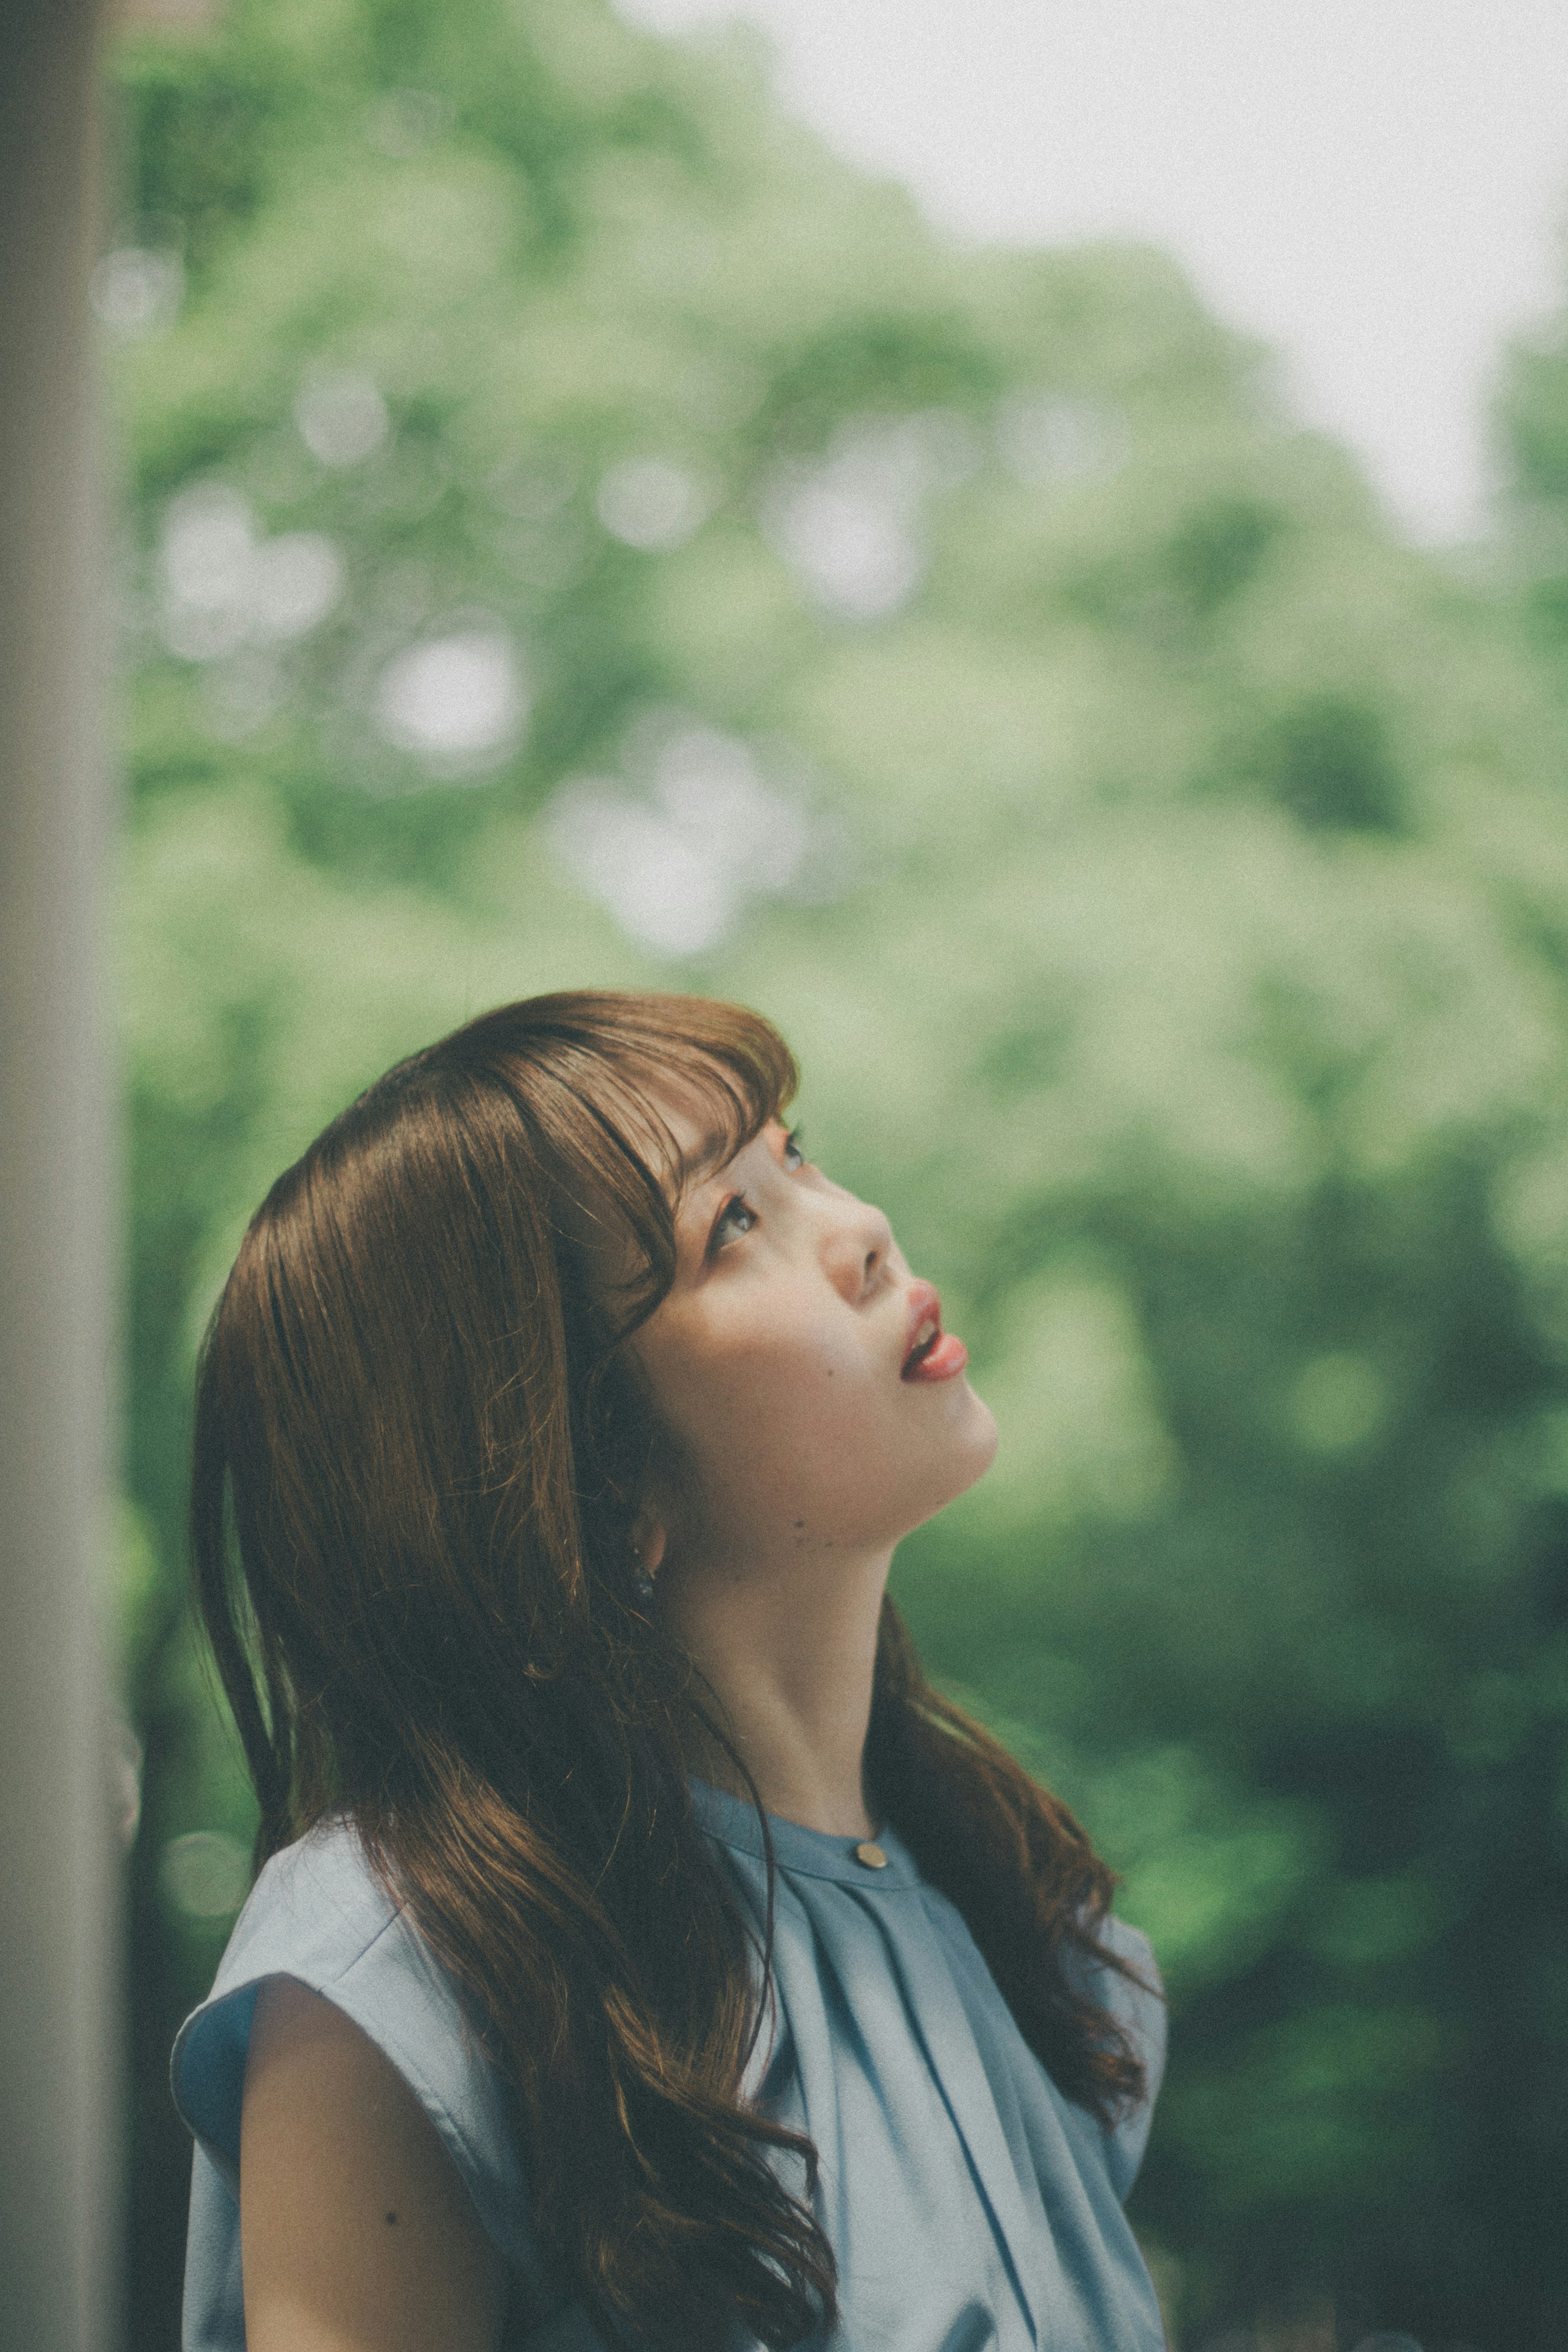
top-left (240, 1976), bottom-right (508, 2352)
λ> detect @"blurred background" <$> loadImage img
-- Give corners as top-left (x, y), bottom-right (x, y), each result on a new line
top-left (97, 0), bottom-right (1568, 2345)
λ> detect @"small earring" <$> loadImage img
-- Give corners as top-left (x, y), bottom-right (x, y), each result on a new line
top-left (630, 1544), bottom-right (655, 1610)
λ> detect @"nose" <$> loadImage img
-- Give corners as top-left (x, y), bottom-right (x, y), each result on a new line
top-left (821, 1186), bottom-right (897, 1307)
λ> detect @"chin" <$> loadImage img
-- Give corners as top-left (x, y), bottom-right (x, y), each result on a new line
top-left (951, 1383), bottom-right (1000, 1491)
top-left (903, 1383), bottom-right (999, 1532)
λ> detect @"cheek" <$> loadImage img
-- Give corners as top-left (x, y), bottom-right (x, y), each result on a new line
top-left (643, 1310), bottom-right (995, 1552)
top-left (673, 1323), bottom-right (861, 1454)
top-left (645, 1307), bottom-right (878, 1491)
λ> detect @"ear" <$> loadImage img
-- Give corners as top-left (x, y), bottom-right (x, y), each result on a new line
top-left (629, 1508), bottom-right (667, 1577)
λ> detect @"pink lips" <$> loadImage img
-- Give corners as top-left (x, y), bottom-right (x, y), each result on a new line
top-left (900, 1280), bottom-right (969, 1384)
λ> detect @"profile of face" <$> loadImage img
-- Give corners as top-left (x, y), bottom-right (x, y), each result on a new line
top-left (628, 1108), bottom-right (998, 1599)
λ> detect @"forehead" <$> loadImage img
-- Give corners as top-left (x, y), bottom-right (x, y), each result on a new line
top-left (623, 1068), bottom-right (767, 1204)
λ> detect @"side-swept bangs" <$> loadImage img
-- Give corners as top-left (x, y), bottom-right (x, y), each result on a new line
top-left (411, 989), bottom-right (799, 1336)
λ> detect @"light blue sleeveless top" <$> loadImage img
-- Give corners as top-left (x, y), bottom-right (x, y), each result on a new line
top-left (172, 1785), bottom-right (1166, 2350)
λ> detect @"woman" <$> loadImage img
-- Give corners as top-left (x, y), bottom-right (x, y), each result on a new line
top-left (173, 989), bottom-right (1166, 2352)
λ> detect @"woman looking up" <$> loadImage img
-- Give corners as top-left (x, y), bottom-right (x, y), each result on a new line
top-left (174, 989), bottom-right (1166, 2352)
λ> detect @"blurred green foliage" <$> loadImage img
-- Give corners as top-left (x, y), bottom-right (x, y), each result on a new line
top-left (110, 3), bottom-right (1568, 2345)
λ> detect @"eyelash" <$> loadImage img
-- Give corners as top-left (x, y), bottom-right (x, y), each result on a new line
top-left (708, 1128), bottom-right (806, 1255)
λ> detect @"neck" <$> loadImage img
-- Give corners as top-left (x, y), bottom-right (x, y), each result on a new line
top-left (660, 1544), bottom-right (891, 1839)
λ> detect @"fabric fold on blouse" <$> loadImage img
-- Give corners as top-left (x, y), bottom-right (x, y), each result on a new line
top-left (693, 1782), bottom-right (1166, 2352)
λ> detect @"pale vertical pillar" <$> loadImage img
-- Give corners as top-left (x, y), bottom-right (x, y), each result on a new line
top-left (0, 2), bottom-right (119, 2348)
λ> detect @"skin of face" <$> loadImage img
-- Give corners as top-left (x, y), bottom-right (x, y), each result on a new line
top-left (632, 1115), bottom-right (997, 1586)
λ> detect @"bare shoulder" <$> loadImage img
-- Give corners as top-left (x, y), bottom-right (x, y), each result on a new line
top-left (241, 1976), bottom-right (508, 2352)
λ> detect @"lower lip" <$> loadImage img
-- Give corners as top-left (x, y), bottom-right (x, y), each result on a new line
top-left (902, 1333), bottom-right (969, 1384)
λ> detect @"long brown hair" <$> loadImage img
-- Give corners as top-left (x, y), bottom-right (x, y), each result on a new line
top-left (192, 989), bottom-right (1144, 2351)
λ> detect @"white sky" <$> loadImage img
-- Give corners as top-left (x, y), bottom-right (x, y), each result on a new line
top-left (615, 0), bottom-right (1568, 543)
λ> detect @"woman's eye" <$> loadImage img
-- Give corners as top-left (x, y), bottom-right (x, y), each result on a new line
top-left (782, 1126), bottom-right (804, 1170)
top-left (710, 1194), bottom-right (758, 1253)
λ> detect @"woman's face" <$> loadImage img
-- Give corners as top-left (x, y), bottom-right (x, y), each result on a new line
top-left (628, 1110), bottom-right (997, 1582)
